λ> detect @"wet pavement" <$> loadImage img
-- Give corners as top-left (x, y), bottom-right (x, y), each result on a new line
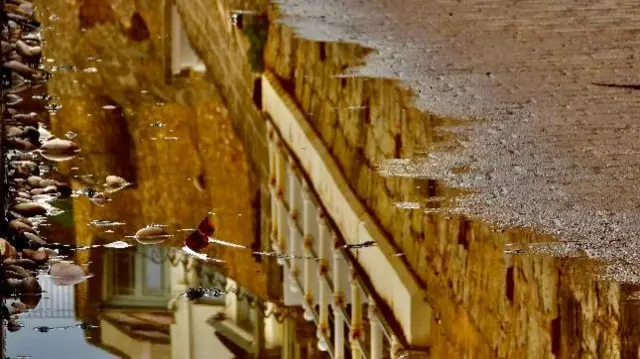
top-left (274, 0), bottom-right (640, 273)
top-left (2, 0), bottom-right (640, 359)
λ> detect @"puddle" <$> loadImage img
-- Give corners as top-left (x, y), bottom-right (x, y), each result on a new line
top-left (1, 1), bottom-right (639, 359)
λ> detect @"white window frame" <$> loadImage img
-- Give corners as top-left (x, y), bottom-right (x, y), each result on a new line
top-left (170, 5), bottom-right (206, 75)
top-left (103, 246), bottom-right (171, 307)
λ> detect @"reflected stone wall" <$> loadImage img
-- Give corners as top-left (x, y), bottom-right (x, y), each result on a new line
top-left (262, 19), bottom-right (630, 359)
top-left (38, 0), bottom-right (271, 310)
top-left (172, 0), bottom-right (639, 358)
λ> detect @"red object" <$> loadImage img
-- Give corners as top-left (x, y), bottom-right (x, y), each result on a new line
top-left (184, 231), bottom-right (209, 253)
top-left (197, 216), bottom-right (216, 237)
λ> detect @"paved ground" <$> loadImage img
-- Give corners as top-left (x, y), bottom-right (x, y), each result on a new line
top-left (274, 0), bottom-right (640, 278)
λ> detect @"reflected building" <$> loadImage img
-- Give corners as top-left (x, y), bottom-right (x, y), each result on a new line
top-left (169, 255), bottom-right (278, 359)
top-left (33, 0), bottom-right (485, 358)
top-left (33, 0), bottom-right (640, 358)
top-left (83, 245), bottom-right (172, 358)
top-left (170, 0), bottom-right (640, 357)
top-left (167, 251), bottom-right (335, 359)
top-left (81, 243), bottom-right (327, 359)
top-left (84, 245), bottom-right (268, 359)
top-left (37, 0), bottom-right (287, 357)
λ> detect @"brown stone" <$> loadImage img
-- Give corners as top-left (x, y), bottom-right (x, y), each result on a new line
top-left (0, 239), bottom-right (17, 260)
top-left (317, 116), bottom-right (337, 152)
top-left (325, 76), bottom-right (341, 104)
top-left (22, 249), bottom-right (49, 264)
top-left (9, 219), bottom-right (35, 234)
top-left (340, 107), bottom-right (365, 148)
top-left (300, 80), bottom-right (312, 114)
top-left (378, 129), bottom-right (397, 157)
top-left (12, 202), bottom-right (47, 217)
top-left (355, 165), bottom-right (372, 203)
top-left (332, 130), bottom-right (359, 178)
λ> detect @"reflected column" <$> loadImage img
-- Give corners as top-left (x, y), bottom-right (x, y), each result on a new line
top-left (317, 210), bottom-right (330, 351)
top-left (333, 235), bottom-right (347, 359)
top-left (274, 139), bottom-right (287, 258)
top-left (369, 297), bottom-right (383, 359)
top-left (350, 271), bottom-right (363, 359)
top-left (302, 181), bottom-right (315, 319)
top-left (267, 124), bottom-right (286, 256)
top-left (287, 157), bottom-right (302, 288)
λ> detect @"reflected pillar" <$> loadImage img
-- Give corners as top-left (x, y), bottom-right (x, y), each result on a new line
top-left (275, 143), bottom-right (287, 256)
top-left (268, 125), bottom-right (278, 249)
top-left (350, 273), bottom-right (363, 359)
top-left (287, 157), bottom-right (302, 287)
top-left (267, 124), bottom-right (286, 255)
top-left (333, 236), bottom-right (347, 359)
top-left (317, 211), bottom-right (330, 351)
top-left (369, 298), bottom-right (383, 359)
top-left (225, 278), bottom-right (238, 322)
top-left (302, 182), bottom-right (315, 315)
top-left (185, 256), bottom-right (201, 288)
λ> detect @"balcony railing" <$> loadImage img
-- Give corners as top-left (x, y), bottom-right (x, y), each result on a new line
top-left (21, 276), bottom-right (74, 319)
top-left (267, 121), bottom-right (403, 359)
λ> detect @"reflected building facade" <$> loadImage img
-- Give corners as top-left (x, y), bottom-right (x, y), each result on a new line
top-left (27, 0), bottom-right (640, 359)
top-left (81, 243), bottom-right (328, 358)
top-left (37, 0), bottom-right (287, 357)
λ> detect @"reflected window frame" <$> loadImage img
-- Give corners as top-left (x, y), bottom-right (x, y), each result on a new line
top-left (102, 245), bottom-right (171, 308)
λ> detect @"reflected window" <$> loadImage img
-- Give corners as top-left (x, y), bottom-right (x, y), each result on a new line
top-left (170, 5), bottom-right (206, 75)
top-left (105, 246), bottom-right (170, 307)
top-left (142, 246), bottom-right (164, 295)
top-left (112, 249), bottom-right (135, 296)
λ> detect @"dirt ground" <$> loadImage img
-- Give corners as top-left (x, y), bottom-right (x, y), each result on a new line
top-left (273, 0), bottom-right (640, 279)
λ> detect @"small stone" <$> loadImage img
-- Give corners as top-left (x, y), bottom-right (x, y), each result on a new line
top-left (12, 202), bottom-right (47, 217)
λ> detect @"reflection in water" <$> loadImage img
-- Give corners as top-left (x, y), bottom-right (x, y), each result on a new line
top-left (46, 261), bottom-right (93, 286)
top-left (2, 0), bottom-right (640, 359)
top-left (4, 1), bottom-right (312, 358)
